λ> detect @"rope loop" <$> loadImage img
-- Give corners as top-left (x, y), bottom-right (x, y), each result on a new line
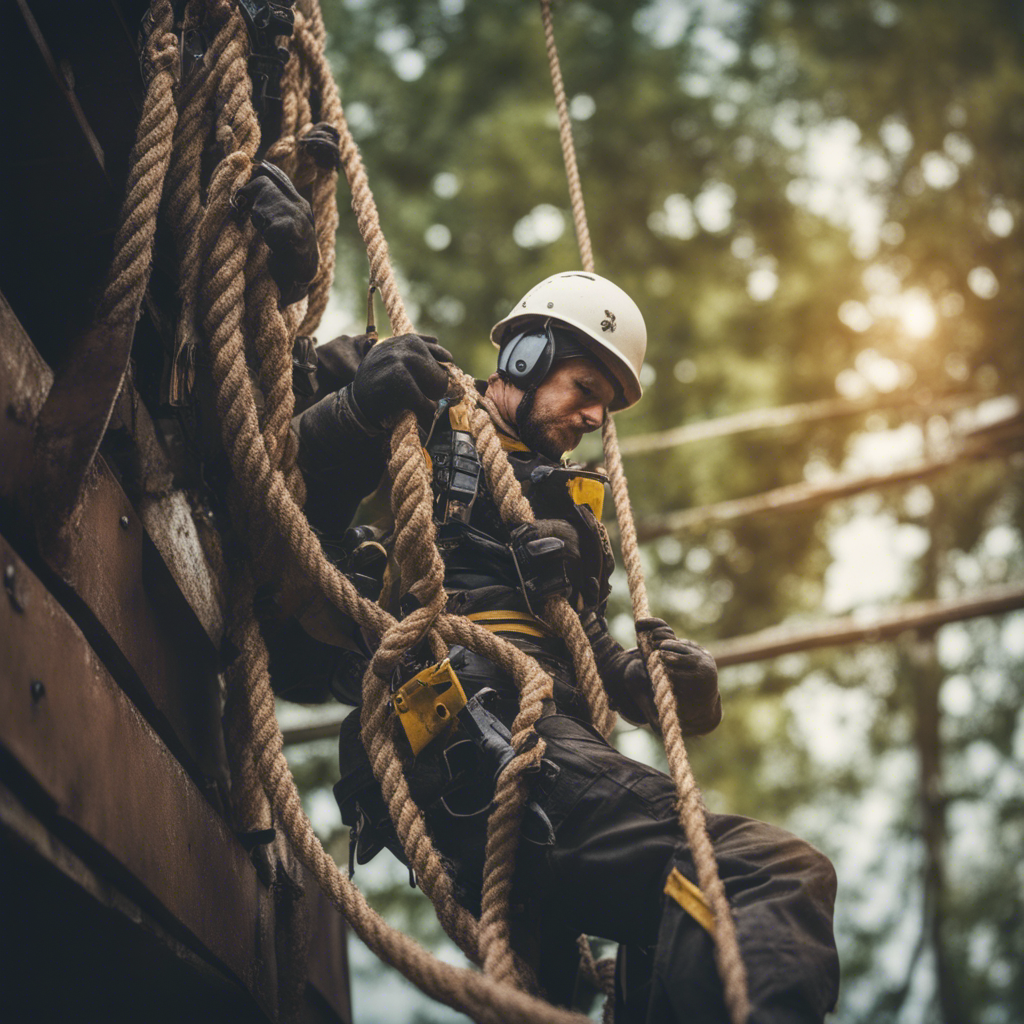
top-left (109, 0), bottom-right (746, 1019)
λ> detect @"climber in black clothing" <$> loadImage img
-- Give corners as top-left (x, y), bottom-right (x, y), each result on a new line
top-left (272, 272), bottom-right (840, 1023)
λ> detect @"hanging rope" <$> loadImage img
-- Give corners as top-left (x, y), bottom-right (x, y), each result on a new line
top-left (30, 0), bottom-right (180, 528)
top-left (94, 0), bottom-right (742, 1019)
top-left (538, 1), bottom-right (751, 1020)
top-left (155, 1), bottom-right (598, 1017)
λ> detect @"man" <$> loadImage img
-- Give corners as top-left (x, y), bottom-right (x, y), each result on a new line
top-left (276, 272), bottom-right (839, 1023)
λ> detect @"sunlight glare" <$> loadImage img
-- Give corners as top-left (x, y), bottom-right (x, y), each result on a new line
top-left (897, 289), bottom-right (937, 339)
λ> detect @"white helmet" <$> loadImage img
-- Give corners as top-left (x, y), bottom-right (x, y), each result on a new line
top-left (491, 271), bottom-right (646, 410)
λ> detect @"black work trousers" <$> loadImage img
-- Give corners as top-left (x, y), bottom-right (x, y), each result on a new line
top-left (442, 712), bottom-right (840, 1024)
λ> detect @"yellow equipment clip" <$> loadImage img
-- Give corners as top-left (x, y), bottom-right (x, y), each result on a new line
top-left (567, 474), bottom-right (605, 520)
top-left (393, 659), bottom-right (468, 756)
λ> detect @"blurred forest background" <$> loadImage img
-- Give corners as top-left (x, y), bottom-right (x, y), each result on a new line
top-left (279, 1), bottom-right (1024, 1021)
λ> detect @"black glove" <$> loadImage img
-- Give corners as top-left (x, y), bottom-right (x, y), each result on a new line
top-left (310, 332), bottom-right (376, 395)
top-left (232, 161), bottom-right (319, 306)
top-left (298, 121), bottom-right (342, 170)
top-left (635, 617), bottom-right (721, 735)
top-left (583, 610), bottom-right (658, 726)
top-left (510, 519), bottom-right (581, 608)
top-left (350, 333), bottom-right (453, 429)
top-left (584, 613), bottom-right (721, 735)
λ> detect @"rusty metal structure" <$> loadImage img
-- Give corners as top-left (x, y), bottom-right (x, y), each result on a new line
top-left (0, 1), bottom-right (352, 1019)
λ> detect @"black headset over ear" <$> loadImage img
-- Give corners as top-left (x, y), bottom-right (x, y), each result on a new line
top-left (497, 326), bottom-right (555, 391)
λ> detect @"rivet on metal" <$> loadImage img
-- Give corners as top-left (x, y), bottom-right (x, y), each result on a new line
top-left (546, 301), bottom-right (554, 308)
top-left (4, 563), bottom-right (25, 613)
top-left (119, 515), bottom-right (130, 530)
top-left (30, 680), bottom-right (46, 702)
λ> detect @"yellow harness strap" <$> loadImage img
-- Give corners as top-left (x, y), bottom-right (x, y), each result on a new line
top-left (498, 433), bottom-right (531, 453)
top-left (664, 867), bottom-right (715, 936)
top-left (466, 609), bottom-right (550, 639)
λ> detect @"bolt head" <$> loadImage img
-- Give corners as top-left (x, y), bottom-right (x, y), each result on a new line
top-left (119, 515), bottom-right (130, 530)
top-left (30, 680), bottom-right (45, 702)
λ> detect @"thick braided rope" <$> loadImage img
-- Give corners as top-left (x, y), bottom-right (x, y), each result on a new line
top-left (165, 4), bottom-right (246, 367)
top-left (604, 423), bottom-right (750, 1018)
top-left (227, 574), bottom-right (590, 1024)
top-left (538, 0), bottom-right (593, 277)
top-left (458, 374), bottom-right (616, 738)
top-left (197, 163), bottom-right (571, 1017)
top-left (577, 936), bottom-right (616, 1024)
top-left (262, 7), bottom-right (335, 335)
top-left (96, 1), bottom-right (179, 326)
top-left (358, 414), bottom-right (484, 961)
top-left (313, 51), bottom-right (554, 980)
top-left (293, 7), bottom-right (341, 335)
top-left (334, 112), bottom-right (412, 335)
top-left (185, 8), bottom-right (567, 1012)
top-left (539, 2), bottom-right (750, 1019)
top-left (356, 405), bottom-right (541, 988)
top-left (244, 246), bottom-right (303, 481)
top-left (442, 375), bottom-right (620, 984)
top-left (190, 91), bottom-right (524, 1024)
top-left (169, 4), bottom-right (704, 1019)
top-left (175, 2), bottom-right (660, 1015)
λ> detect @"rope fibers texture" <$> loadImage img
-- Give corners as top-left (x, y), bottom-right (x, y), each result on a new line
top-left (539, 1), bottom-right (751, 1019)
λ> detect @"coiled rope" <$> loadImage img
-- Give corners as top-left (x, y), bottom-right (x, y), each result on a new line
top-left (156, 1), bottom-right (595, 1018)
top-left (539, 1), bottom-right (751, 1020)
top-left (101, 0), bottom-right (747, 1019)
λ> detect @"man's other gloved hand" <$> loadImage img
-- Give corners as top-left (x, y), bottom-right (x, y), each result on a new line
top-left (584, 612), bottom-right (721, 735)
top-left (298, 121), bottom-right (342, 170)
top-left (510, 520), bottom-right (581, 608)
top-left (350, 334), bottom-right (453, 429)
top-left (233, 161), bottom-right (319, 306)
top-left (635, 617), bottom-right (721, 735)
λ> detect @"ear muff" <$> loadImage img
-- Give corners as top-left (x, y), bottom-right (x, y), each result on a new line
top-left (497, 328), bottom-right (555, 391)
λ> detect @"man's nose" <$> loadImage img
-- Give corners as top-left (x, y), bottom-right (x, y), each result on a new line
top-left (580, 403), bottom-right (605, 430)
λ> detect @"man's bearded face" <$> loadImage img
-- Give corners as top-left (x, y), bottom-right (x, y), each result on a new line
top-left (516, 357), bottom-right (617, 460)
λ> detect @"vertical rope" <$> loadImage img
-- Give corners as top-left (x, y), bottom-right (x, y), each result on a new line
top-left (538, 2), bottom-right (751, 1020)
top-left (539, 0), bottom-right (594, 275)
top-left (154, 1), bottom-right (746, 1019)
top-left (95, 1), bottom-right (180, 324)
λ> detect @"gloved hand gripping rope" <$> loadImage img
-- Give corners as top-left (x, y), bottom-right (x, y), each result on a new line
top-left (110, 0), bottom-right (749, 1021)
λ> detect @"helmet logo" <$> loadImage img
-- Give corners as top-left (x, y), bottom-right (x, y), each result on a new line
top-left (601, 310), bottom-right (617, 333)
